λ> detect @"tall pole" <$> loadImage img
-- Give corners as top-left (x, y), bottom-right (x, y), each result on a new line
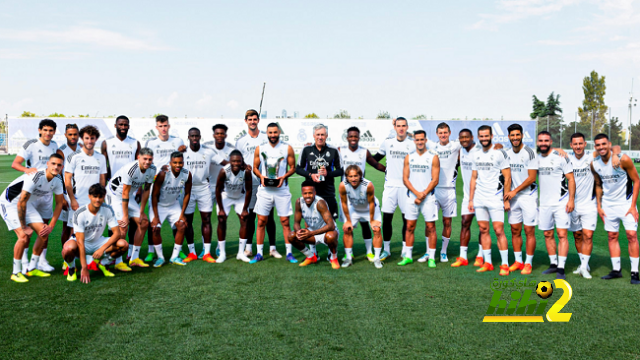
top-left (608, 108), bottom-right (611, 140)
top-left (259, 82), bottom-right (266, 117)
top-left (575, 112), bottom-right (577, 133)
top-left (630, 78), bottom-right (635, 151)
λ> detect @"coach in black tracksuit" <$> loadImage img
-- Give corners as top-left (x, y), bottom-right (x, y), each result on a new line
top-left (295, 124), bottom-right (343, 219)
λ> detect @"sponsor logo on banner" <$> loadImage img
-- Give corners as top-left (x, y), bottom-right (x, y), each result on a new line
top-left (297, 129), bottom-right (307, 142)
top-left (143, 129), bottom-right (156, 141)
top-left (276, 122), bottom-right (289, 142)
top-left (341, 129), bottom-right (375, 143)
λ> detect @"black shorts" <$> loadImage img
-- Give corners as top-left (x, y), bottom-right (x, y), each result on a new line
top-left (321, 195), bottom-right (339, 220)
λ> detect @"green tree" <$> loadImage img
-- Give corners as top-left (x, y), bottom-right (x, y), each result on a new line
top-left (303, 113), bottom-right (319, 119)
top-left (376, 111), bottom-right (391, 119)
top-left (601, 116), bottom-right (624, 146)
top-left (578, 70), bottom-right (608, 138)
top-left (412, 114), bottom-right (427, 120)
top-left (21, 111), bottom-right (36, 117)
top-left (532, 92), bottom-right (564, 145)
top-left (333, 110), bottom-right (350, 119)
top-left (48, 112), bottom-right (65, 117)
top-left (631, 121), bottom-right (640, 149)
top-left (562, 121), bottom-right (591, 147)
top-left (530, 95), bottom-right (546, 119)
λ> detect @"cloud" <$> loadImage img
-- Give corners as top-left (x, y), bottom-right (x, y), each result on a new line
top-left (226, 100), bottom-right (239, 109)
top-left (196, 93), bottom-right (213, 107)
top-left (576, 41), bottom-right (640, 64)
top-left (157, 92), bottom-right (179, 107)
top-left (537, 39), bottom-right (581, 45)
top-left (0, 98), bottom-right (34, 115)
top-left (470, 0), bottom-right (583, 30)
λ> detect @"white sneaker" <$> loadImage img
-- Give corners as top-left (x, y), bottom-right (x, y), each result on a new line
top-left (38, 259), bottom-right (55, 272)
top-left (580, 267), bottom-right (592, 279)
top-left (440, 253), bottom-right (449, 263)
top-left (216, 255), bottom-right (227, 264)
top-left (373, 258), bottom-right (383, 269)
top-left (236, 253), bottom-right (251, 263)
top-left (270, 249), bottom-right (282, 259)
top-left (417, 253), bottom-right (429, 263)
top-left (244, 249), bottom-right (253, 257)
top-left (572, 268), bottom-right (581, 274)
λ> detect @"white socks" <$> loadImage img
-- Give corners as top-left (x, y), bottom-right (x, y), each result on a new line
top-left (204, 243), bottom-right (211, 255)
top-left (364, 239), bottom-right (373, 254)
top-left (285, 243), bottom-right (292, 255)
top-left (514, 251), bottom-right (522, 264)
top-left (549, 254), bottom-right (558, 265)
top-left (188, 243), bottom-right (196, 255)
top-left (245, 243), bottom-right (252, 252)
top-left (270, 245), bottom-right (276, 251)
top-left (171, 244), bottom-right (181, 260)
top-left (28, 255), bottom-right (40, 272)
top-left (460, 246), bottom-right (468, 260)
top-left (13, 259), bottom-right (21, 274)
top-left (127, 246), bottom-right (133, 258)
top-left (238, 238), bottom-right (247, 255)
top-left (525, 254), bottom-right (533, 265)
top-left (257, 244), bottom-right (264, 256)
top-left (154, 245), bottom-right (164, 260)
top-left (309, 245), bottom-right (316, 255)
top-left (345, 248), bottom-right (353, 260)
top-left (302, 247), bottom-right (313, 258)
top-left (383, 241), bottom-right (391, 253)
top-left (441, 236), bottom-right (450, 254)
top-left (218, 241), bottom-right (226, 257)
top-left (374, 247), bottom-right (381, 260)
top-left (148, 245), bottom-right (154, 254)
top-left (131, 245), bottom-right (141, 260)
top-left (582, 254), bottom-right (590, 270)
top-left (483, 249), bottom-right (492, 265)
top-left (611, 257), bottom-right (621, 271)
top-left (558, 256), bottom-right (567, 269)
top-left (41, 248), bottom-right (48, 261)
top-left (499, 250), bottom-right (508, 266)
top-left (402, 241), bottom-right (406, 256)
top-left (428, 247), bottom-right (436, 260)
top-left (405, 246), bottom-right (413, 259)
top-left (631, 257), bottom-right (639, 272)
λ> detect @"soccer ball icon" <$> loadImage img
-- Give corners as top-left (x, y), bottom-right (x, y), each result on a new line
top-left (536, 281), bottom-right (554, 299)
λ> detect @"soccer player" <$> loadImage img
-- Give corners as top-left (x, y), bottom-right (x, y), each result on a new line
top-left (182, 128), bottom-right (216, 263)
top-left (468, 125), bottom-right (512, 276)
top-left (106, 148), bottom-right (156, 270)
top-left (338, 126), bottom-right (386, 261)
top-left (537, 131), bottom-right (575, 280)
top-left (150, 152), bottom-right (192, 267)
top-left (251, 122), bottom-right (297, 263)
top-left (401, 130), bottom-right (440, 267)
top-left (373, 117), bottom-right (416, 259)
top-left (1, 153), bottom-right (65, 282)
top-left (338, 165), bottom-right (384, 269)
top-left (503, 124), bottom-right (539, 275)
top-left (591, 134), bottom-right (640, 284)
top-left (11, 119), bottom-right (59, 272)
top-left (234, 109), bottom-right (278, 258)
top-left (57, 123), bottom-right (81, 253)
top-left (61, 184), bottom-right (128, 283)
top-left (143, 114), bottom-right (186, 261)
top-left (215, 150), bottom-right (253, 263)
top-left (288, 181), bottom-right (340, 269)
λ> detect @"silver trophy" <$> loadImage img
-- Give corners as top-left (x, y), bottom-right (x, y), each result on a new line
top-left (316, 157), bottom-right (329, 182)
top-left (261, 152), bottom-right (285, 187)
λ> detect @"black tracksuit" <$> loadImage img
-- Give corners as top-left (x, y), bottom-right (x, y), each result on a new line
top-left (295, 144), bottom-right (343, 218)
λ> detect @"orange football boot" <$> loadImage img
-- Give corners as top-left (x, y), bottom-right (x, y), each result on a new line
top-left (499, 264), bottom-right (510, 276)
top-left (330, 258), bottom-right (340, 269)
top-left (451, 257), bottom-right (469, 267)
top-left (183, 253), bottom-right (198, 263)
top-left (87, 260), bottom-right (99, 271)
top-left (476, 262), bottom-right (494, 272)
top-left (299, 254), bottom-right (318, 267)
top-left (521, 264), bottom-right (532, 275)
top-left (202, 254), bottom-right (216, 263)
top-left (473, 256), bottom-right (484, 267)
top-left (509, 262), bottom-right (524, 272)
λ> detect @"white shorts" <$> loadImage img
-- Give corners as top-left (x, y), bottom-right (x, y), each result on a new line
top-left (602, 202), bottom-right (638, 232)
top-left (220, 193), bottom-right (245, 216)
top-left (474, 197), bottom-right (504, 223)
top-left (32, 194), bottom-right (53, 220)
top-left (60, 194), bottom-right (71, 223)
top-left (508, 195), bottom-right (538, 226)
top-left (405, 193), bottom-right (438, 222)
top-left (83, 235), bottom-right (111, 255)
top-left (461, 197), bottom-right (474, 216)
top-left (340, 200), bottom-right (382, 228)
top-left (435, 187), bottom-right (457, 218)
top-left (254, 188), bottom-right (292, 217)
top-left (309, 229), bottom-right (340, 245)
top-left (150, 201), bottom-right (183, 228)
top-left (186, 185), bottom-right (214, 214)
top-left (538, 206), bottom-right (571, 231)
top-left (381, 187), bottom-right (407, 214)
top-left (0, 199), bottom-right (45, 231)
top-left (107, 194), bottom-right (142, 220)
top-left (569, 205), bottom-right (598, 232)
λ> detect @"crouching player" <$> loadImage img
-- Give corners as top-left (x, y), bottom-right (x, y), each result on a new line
top-left (62, 184), bottom-right (128, 282)
top-left (150, 152), bottom-right (192, 267)
top-left (288, 181), bottom-right (340, 269)
top-left (215, 150), bottom-right (252, 263)
top-left (339, 165), bottom-right (384, 268)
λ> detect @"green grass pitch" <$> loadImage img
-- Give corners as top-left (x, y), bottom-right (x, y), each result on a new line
top-left (0, 155), bottom-right (639, 359)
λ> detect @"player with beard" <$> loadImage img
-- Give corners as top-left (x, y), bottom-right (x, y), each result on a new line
top-left (57, 123), bottom-right (81, 271)
top-left (373, 117), bottom-right (416, 260)
top-left (591, 134), bottom-right (640, 284)
top-left (469, 125), bottom-right (512, 276)
top-left (251, 123), bottom-right (297, 263)
top-left (536, 131), bottom-right (575, 280)
top-left (338, 127), bottom-right (385, 262)
top-left (12, 119), bottom-right (59, 272)
top-left (288, 181), bottom-right (340, 269)
top-left (234, 110), bottom-right (278, 259)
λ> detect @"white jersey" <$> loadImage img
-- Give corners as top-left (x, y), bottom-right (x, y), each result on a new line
top-left (184, 146), bottom-right (214, 188)
top-left (221, 164), bottom-right (247, 199)
top-left (103, 136), bottom-right (138, 176)
top-left (157, 168), bottom-right (190, 207)
top-left (377, 137), bottom-right (416, 188)
top-left (460, 144), bottom-right (480, 200)
top-left (592, 155), bottom-right (633, 206)
top-left (427, 139), bottom-right (461, 189)
top-left (537, 151), bottom-right (573, 207)
top-left (257, 141), bottom-right (291, 191)
top-left (108, 160), bottom-right (156, 197)
top-left (18, 139), bottom-right (58, 170)
top-left (2, 170), bottom-right (64, 204)
top-left (235, 131), bottom-right (268, 184)
top-left (506, 145), bottom-right (538, 198)
top-left (339, 146), bottom-right (368, 179)
top-left (203, 141), bottom-right (236, 186)
top-left (59, 143), bottom-right (81, 164)
top-left (407, 151), bottom-right (437, 195)
top-left (65, 150), bottom-right (107, 206)
top-left (144, 136), bottom-right (185, 167)
top-left (471, 147), bottom-right (510, 202)
top-left (569, 152), bottom-right (596, 207)
top-left (344, 178), bottom-right (373, 212)
top-left (72, 204), bottom-right (118, 245)
top-left (300, 196), bottom-right (333, 231)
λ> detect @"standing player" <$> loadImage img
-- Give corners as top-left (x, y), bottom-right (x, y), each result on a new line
top-left (592, 134), bottom-right (640, 284)
top-left (288, 181), bottom-right (340, 269)
top-left (107, 148), bottom-right (156, 270)
top-left (1, 154), bottom-right (65, 282)
top-left (373, 117), bottom-right (416, 259)
top-left (57, 123), bottom-right (81, 254)
top-left (215, 150), bottom-right (253, 263)
top-left (182, 128), bottom-right (216, 263)
top-left (468, 125), bottom-right (512, 276)
top-left (503, 124), bottom-right (539, 275)
top-left (150, 152), bottom-right (192, 267)
top-left (251, 122), bottom-right (297, 263)
top-left (338, 126), bottom-right (386, 261)
top-left (11, 119), bottom-right (59, 272)
top-left (339, 165), bottom-right (384, 269)
top-left (537, 131), bottom-right (575, 279)
top-left (401, 130), bottom-right (440, 267)
top-left (62, 184), bottom-right (128, 282)
top-left (234, 109), bottom-right (278, 257)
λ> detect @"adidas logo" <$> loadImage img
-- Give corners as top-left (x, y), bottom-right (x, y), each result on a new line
top-left (143, 130), bottom-right (156, 141)
top-left (38, 149), bottom-right (42, 153)
top-left (492, 123), bottom-right (505, 136)
top-left (360, 130), bottom-right (375, 142)
top-left (276, 122), bottom-right (286, 134)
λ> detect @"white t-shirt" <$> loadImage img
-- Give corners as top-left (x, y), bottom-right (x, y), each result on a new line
top-left (144, 136), bottom-right (185, 168)
top-left (18, 138), bottom-right (58, 170)
top-left (108, 160), bottom-right (156, 197)
top-left (506, 145), bottom-right (538, 198)
top-left (184, 146), bottom-right (215, 188)
top-left (157, 168), bottom-right (191, 207)
top-left (1, 171), bottom-right (64, 204)
top-left (471, 147), bottom-right (510, 203)
top-left (427, 139), bottom-right (461, 189)
top-left (235, 131), bottom-right (268, 184)
top-left (592, 155), bottom-right (632, 206)
top-left (377, 137), bottom-right (416, 188)
top-left (72, 204), bottom-right (118, 245)
top-left (202, 141), bottom-right (236, 187)
top-left (569, 151), bottom-right (596, 207)
top-left (460, 144), bottom-right (480, 200)
top-left (407, 151), bottom-right (438, 196)
top-left (339, 145), bottom-right (368, 179)
top-left (344, 178), bottom-right (373, 212)
top-left (537, 151), bottom-right (573, 207)
top-left (300, 196), bottom-right (333, 231)
top-left (103, 136), bottom-right (138, 176)
top-left (65, 150), bottom-right (107, 206)
top-left (257, 141), bottom-right (292, 192)
top-left (221, 164), bottom-right (247, 199)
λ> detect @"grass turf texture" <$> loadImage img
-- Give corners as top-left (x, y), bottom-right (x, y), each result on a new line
top-left (0, 154), bottom-right (639, 359)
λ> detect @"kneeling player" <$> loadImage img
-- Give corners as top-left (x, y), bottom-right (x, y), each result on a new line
top-left (288, 181), bottom-right (340, 269)
top-left (215, 150), bottom-right (252, 263)
top-left (339, 165), bottom-right (383, 269)
top-left (150, 152), bottom-right (192, 267)
top-left (62, 184), bottom-right (128, 282)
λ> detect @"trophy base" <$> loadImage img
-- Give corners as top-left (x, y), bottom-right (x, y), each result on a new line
top-left (264, 178), bottom-right (280, 187)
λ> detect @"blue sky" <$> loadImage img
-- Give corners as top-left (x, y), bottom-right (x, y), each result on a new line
top-left (0, 0), bottom-right (639, 122)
